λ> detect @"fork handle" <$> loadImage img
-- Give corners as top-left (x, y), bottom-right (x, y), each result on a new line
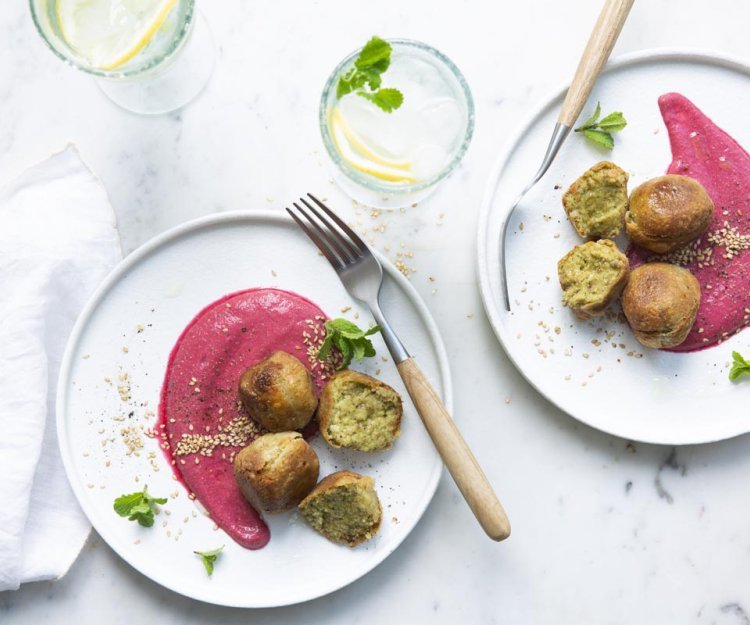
top-left (396, 358), bottom-right (511, 541)
top-left (557, 0), bottom-right (634, 127)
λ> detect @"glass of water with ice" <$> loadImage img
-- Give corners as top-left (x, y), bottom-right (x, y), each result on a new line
top-left (320, 39), bottom-right (474, 209)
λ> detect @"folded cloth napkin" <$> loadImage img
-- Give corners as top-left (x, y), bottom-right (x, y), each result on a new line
top-left (0, 146), bottom-right (122, 591)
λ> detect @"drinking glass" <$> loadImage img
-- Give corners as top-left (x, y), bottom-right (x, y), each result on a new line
top-left (30, 0), bottom-right (215, 115)
top-left (320, 39), bottom-right (474, 209)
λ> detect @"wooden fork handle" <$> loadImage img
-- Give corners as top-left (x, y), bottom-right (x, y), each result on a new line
top-left (558, 0), bottom-right (634, 127)
top-left (396, 358), bottom-right (510, 541)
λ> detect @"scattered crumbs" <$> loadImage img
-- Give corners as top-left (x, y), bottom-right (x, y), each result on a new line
top-left (564, 374), bottom-right (572, 381)
top-left (120, 425), bottom-right (144, 456)
top-left (340, 306), bottom-right (352, 313)
top-left (133, 539), bottom-right (141, 545)
top-left (173, 414), bottom-right (261, 457)
top-left (582, 353), bottom-right (590, 359)
top-left (519, 222), bottom-right (525, 232)
top-left (136, 324), bottom-right (144, 333)
top-left (82, 354), bottom-right (90, 360)
top-left (391, 516), bottom-right (399, 524)
top-left (271, 270), bottom-right (277, 277)
top-left (466, 313), bottom-right (474, 319)
top-left (122, 346), bottom-right (129, 354)
top-left (117, 372), bottom-right (131, 402)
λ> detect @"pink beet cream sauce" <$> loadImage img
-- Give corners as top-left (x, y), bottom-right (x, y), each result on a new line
top-left (157, 288), bottom-right (329, 549)
top-left (628, 93), bottom-right (750, 351)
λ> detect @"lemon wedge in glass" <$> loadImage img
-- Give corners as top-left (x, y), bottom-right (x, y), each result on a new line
top-left (56, 0), bottom-right (178, 70)
top-left (330, 107), bottom-right (416, 183)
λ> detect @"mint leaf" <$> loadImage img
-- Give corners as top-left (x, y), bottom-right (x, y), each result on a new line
top-left (579, 101), bottom-right (601, 129)
top-left (581, 128), bottom-right (614, 150)
top-left (336, 68), bottom-right (367, 98)
top-left (327, 318), bottom-right (364, 336)
top-left (597, 111), bottom-right (627, 132)
top-left (194, 546), bottom-right (224, 576)
top-left (352, 340), bottom-right (367, 361)
top-left (317, 333), bottom-right (333, 360)
top-left (335, 333), bottom-right (353, 368)
top-left (729, 351), bottom-right (750, 381)
top-left (361, 340), bottom-right (377, 358)
top-left (113, 486), bottom-right (166, 528)
top-left (355, 36), bottom-right (391, 71)
top-left (575, 102), bottom-right (626, 150)
top-left (335, 37), bottom-right (404, 112)
top-left (358, 88), bottom-right (404, 113)
top-left (361, 68), bottom-right (382, 91)
top-left (317, 318), bottom-right (382, 370)
top-left (113, 492), bottom-right (144, 517)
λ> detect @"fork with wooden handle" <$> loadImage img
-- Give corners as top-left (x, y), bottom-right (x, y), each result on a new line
top-left (287, 194), bottom-right (510, 541)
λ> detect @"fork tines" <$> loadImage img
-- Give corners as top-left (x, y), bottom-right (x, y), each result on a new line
top-left (285, 194), bottom-right (368, 269)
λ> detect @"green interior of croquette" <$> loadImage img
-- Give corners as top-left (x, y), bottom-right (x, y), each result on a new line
top-left (326, 381), bottom-right (399, 451)
top-left (560, 247), bottom-right (625, 308)
top-left (301, 484), bottom-right (380, 543)
top-left (575, 183), bottom-right (627, 233)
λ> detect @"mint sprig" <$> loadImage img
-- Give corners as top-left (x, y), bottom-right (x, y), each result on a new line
top-left (113, 486), bottom-right (167, 527)
top-left (194, 545), bottom-right (224, 576)
top-left (574, 102), bottom-right (627, 150)
top-left (729, 351), bottom-right (750, 381)
top-left (336, 36), bottom-right (404, 113)
top-left (318, 318), bottom-right (382, 370)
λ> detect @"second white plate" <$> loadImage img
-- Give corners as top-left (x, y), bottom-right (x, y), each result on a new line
top-left (478, 49), bottom-right (750, 445)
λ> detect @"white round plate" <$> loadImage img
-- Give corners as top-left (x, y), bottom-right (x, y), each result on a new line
top-left (57, 211), bottom-right (452, 607)
top-left (478, 49), bottom-right (750, 445)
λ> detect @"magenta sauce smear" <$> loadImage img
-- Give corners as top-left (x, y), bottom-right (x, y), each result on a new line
top-left (157, 288), bottom-right (331, 549)
top-left (628, 92), bottom-right (750, 352)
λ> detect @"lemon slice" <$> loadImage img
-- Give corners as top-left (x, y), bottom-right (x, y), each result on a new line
top-left (330, 107), bottom-right (416, 183)
top-left (56, 0), bottom-right (178, 70)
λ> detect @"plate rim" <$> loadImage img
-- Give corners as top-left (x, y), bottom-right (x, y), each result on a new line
top-left (56, 210), bottom-right (453, 607)
top-left (476, 47), bottom-right (750, 445)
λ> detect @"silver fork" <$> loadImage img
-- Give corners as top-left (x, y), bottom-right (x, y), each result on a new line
top-left (287, 194), bottom-right (510, 541)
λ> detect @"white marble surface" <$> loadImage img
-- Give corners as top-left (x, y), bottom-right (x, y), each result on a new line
top-left (3, 0), bottom-right (750, 622)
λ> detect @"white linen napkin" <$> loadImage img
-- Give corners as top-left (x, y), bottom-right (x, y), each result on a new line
top-left (0, 145), bottom-right (122, 590)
